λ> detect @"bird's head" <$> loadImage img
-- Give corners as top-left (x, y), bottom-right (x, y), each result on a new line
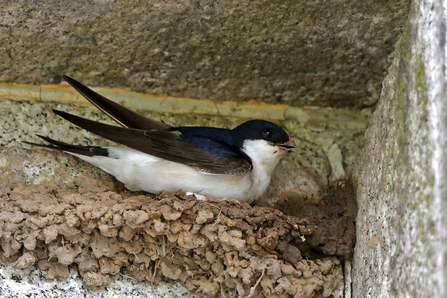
top-left (232, 120), bottom-right (295, 173)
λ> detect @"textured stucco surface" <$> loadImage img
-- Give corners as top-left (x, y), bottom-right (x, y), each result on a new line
top-left (0, 265), bottom-right (194, 298)
top-left (1, 0), bottom-right (409, 108)
top-left (352, 0), bottom-right (447, 296)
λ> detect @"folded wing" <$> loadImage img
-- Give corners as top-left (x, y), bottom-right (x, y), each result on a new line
top-left (51, 110), bottom-right (251, 175)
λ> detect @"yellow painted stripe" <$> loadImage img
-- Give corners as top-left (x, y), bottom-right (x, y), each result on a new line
top-left (0, 83), bottom-right (369, 130)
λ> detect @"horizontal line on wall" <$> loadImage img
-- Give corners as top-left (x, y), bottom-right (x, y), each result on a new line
top-left (0, 82), bottom-right (370, 131)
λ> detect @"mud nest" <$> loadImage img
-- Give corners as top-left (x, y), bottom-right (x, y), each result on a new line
top-left (0, 184), bottom-right (343, 297)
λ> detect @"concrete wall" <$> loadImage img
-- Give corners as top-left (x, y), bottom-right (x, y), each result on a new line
top-left (352, 0), bottom-right (447, 296)
top-left (0, 0), bottom-right (409, 108)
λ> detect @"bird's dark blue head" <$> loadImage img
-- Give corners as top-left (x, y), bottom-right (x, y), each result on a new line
top-left (232, 120), bottom-right (292, 147)
top-left (176, 119), bottom-right (294, 157)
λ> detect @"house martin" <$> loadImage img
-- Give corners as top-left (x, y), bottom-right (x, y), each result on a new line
top-left (27, 75), bottom-right (295, 203)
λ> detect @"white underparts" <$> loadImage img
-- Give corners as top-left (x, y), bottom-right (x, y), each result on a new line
top-left (68, 140), bottom-right (285, 203)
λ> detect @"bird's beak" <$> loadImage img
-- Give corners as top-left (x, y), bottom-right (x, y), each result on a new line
top-left (278, 138), bottom-right (296, 152)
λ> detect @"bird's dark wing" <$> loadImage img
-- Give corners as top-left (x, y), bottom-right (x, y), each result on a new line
top-left (63, 75), bottom-right (171, 131)
top-left (52, 110), bottom-right (252, 175)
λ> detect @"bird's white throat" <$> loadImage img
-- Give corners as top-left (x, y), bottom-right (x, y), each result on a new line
top-left (241, 139), bottom-right (284, 176)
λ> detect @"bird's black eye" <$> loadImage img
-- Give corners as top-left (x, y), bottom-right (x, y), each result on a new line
top-left (262, 129), bottom-right (273, 139)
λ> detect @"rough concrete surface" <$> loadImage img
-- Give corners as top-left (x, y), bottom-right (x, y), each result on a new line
top-left (1, 0), bottom-right (409, 108)
top-left (352, 0), bottom-right (447, 296)
top-left (0, 265), bottom-right (194, 298)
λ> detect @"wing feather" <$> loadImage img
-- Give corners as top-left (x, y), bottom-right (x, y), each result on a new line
top-left (52, 110), bottom-right (251, 175)
top-left (63, 75), bottom-right (170, 131)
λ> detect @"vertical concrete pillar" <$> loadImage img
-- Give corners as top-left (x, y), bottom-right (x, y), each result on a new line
top-left (352, 0), bottom-right (447, 297)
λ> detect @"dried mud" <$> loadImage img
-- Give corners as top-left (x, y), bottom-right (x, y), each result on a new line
top-left (0, 148), bottom-right (345, 297)
top-left (260, 169), bottom-right (357, 260)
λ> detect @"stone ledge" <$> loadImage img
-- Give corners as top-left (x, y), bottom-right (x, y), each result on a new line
top-left (0, 1), bottom-right (409, 108)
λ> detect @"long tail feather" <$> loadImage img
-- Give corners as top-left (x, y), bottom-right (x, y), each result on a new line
top-left (24, 135), bottom-right (108, 157)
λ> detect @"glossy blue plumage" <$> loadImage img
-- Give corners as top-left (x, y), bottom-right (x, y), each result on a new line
top-left (177, 120), bottom-right (290, 160)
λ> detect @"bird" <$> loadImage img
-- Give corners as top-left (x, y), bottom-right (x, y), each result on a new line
top-left (27, 75), bottom-right (295, 203)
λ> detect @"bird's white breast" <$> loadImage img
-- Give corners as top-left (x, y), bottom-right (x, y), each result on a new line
top-left (238, 139), bottom-right (285, 201)
top-left (69, 140), bottom-right (283, 203)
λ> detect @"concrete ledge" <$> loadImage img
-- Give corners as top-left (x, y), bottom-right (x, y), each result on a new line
top-left (0, 1), bottom-right (409, 108)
